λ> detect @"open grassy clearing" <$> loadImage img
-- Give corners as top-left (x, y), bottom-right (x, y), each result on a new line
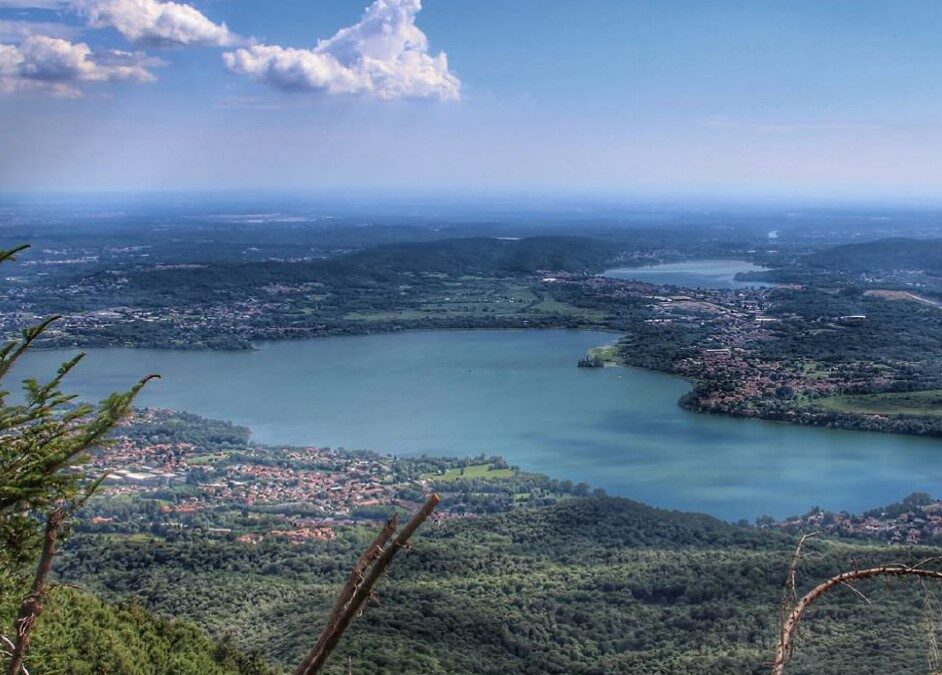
top-left (817, 389), bottom-right (942, 417)
top-left (342, 310), bottom-right (430, 321)
top-left (534, 298), bottom-right (609, 321)
top-left (420, 463), bottom-right (517, 482)
top-left (187, 452), bottom-right (232, 466)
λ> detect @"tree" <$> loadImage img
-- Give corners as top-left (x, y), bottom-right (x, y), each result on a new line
top-left (904, 491), bottom-right (933, 508)
top-left (0, 245), bottom-right (155, 674)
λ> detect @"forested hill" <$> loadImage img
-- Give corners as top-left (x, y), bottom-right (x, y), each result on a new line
top-left (808, 237), bottom-right (942, 273)
top-left (61, 496), bottom-right (941, 674)
top-left (0, 586), bottom-right (273, 674)
top-left (330, 236), bottom-right (616, 276)
top-left (58, 235), bottom-right (615, 310)
top-left (472, 494), bottom-right (774, 551)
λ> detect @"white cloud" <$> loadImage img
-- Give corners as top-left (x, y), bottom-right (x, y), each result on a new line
top-left (223, 0), bottom-right (459, 101)
top-left (0, 1), bottom-right (67, 7)
top-left (73, 0), bottom-right (239, 47)
top-left (0, 20), bottom-right (79, 42)
top-left (0, 34), bottom-right (160, 96)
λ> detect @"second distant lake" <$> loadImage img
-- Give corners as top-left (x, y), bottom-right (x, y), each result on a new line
top-left (603, 259), bottom-right (774, 289)
top-left (16, 329), bottom-right (941, 521)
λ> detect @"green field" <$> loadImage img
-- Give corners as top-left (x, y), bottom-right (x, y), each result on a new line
top-left (187, 452), bottom-right (232, 466)
top-left (420, 462), bottom-right (516, 482)
top-left (587, 344), bottom-right (619, 361)
top-left (343, 309), bottom-right (431, 321)
top-left (817, 389), bottom-right (942, 417)
top-left (533, 298), bottom-right (609, 321)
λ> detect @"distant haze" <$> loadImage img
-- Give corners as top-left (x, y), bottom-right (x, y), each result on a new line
top-left (3, 1), bottom-right (942, 199)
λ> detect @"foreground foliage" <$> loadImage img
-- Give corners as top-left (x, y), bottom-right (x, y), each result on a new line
top-left (0, 246), bottom-right (267, 674)
top-left (0, 585), bottom-right (274, 674)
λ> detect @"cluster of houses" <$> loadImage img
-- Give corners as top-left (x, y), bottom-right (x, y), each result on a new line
top-left (90, 422), bottom-right (403, 543)
top-left (197, 456), bottom-right (390, 513)
top-left (545, 273), bottom-right (903, 427)
top-left (91, 434), bottom-right (194, 484)
top-left (776, 501), bottom-right (942, 545)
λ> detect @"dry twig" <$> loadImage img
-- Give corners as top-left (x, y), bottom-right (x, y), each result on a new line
top-left (773, 555), bottom-right (942, 675)
top-left (294, 494), bottom-right (440, 675)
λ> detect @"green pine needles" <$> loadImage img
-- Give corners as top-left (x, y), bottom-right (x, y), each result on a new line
top-left (0, 244), bottom-right (155, 672)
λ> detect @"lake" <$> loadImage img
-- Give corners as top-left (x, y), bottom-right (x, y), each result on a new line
top-left (603, 259), bottom-right (775, 289)
top-left (18, 329), bottom-right (941, 520)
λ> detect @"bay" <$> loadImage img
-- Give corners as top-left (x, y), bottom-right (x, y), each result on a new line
top-left (603, 259), bottom-right (775, 289)
top-left (17, 329), bottom-right (940, 520)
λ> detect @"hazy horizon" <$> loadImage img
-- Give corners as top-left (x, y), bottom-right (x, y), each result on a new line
top-left (7, 188), bottom-right (942, 211)
top-left (4, 1), bottom-right (942, 199)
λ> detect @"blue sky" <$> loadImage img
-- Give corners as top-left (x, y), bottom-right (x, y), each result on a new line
top-left (2, 0), bottom-right (942, 200)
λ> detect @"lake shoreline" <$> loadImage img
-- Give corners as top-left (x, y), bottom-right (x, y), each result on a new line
top-left (34, 311), bottom-right (942, 440)
top-left (602, 258), bottom-right (778, 289)
top-left (18, 329), bottom-right (942, 520)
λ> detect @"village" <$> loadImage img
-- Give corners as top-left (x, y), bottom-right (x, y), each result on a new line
top-left (549, 271), bottom-right (941, 435)
top-left (773, 493), bottom-right (942, 545)
top-left (86, 409), bottom-right (428, 543)
top-left (89, 408), bottom-right (942, 551)
top-left (83, 408), bottom-right (555, 545)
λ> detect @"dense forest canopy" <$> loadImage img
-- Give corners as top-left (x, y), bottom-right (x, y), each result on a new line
top-left (58, 497), bottom-right (942, 675)
top-left (807, 238), bottom-right (942, 274)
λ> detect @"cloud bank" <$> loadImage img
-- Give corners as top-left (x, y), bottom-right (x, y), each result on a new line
top-left (0, 34), bottom-right (159, 96)
top-left (73, 0), bottom-right (239, 47)
top-left (223, 0), bottom-right (459, 101)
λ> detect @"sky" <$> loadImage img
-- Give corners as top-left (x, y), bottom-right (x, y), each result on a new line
top-left (2, 0), bottom-right (942, 200)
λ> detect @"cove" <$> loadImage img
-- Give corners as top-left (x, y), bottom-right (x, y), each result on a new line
top-left (17, 329), bottom-right (941, 521)
top-left (603, 259), bottom-right (775, 289)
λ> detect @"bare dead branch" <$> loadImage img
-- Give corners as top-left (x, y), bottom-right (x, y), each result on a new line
top-left (322, 514), bottom-right (398, 637)
top-left (777, 532), bottom-right (819, 662)
top-left (773, 563), bottom-right (942, 675)
top-left (7, 506), bottom-right (65, 675)
top-left (912, 555), bottom-right (942, 571)
top-left (294, 494), bottom-right (440, 675)
top-left (783, 533), bottom-right (818, 606)
top-left (838, 581), bottom-right (871, 605)
top-left (922, 578), bottom-right (941, 675)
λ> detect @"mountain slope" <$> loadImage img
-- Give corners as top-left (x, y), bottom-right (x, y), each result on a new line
top-left (1, 586), bottom-right (274, 675)
top-left (809, 237), bottom-right (942, 273)
top-left (59, 497), bottom-right (942, 675)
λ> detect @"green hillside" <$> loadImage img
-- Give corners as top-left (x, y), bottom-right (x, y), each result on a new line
top-left (59, 497), bottom-right (942, 675)
top-left (809, 237), bottom-right (942, 273)
top-left (332, 236), bottom-right (616, 276)
top-left (0, 586), bottom-right (274, 675)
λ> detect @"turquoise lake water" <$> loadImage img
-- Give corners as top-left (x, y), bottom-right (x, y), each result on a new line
top-left (18, 329), bottom-right (941, 520)
top-left (603, 259), bottom-right (775, 289)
